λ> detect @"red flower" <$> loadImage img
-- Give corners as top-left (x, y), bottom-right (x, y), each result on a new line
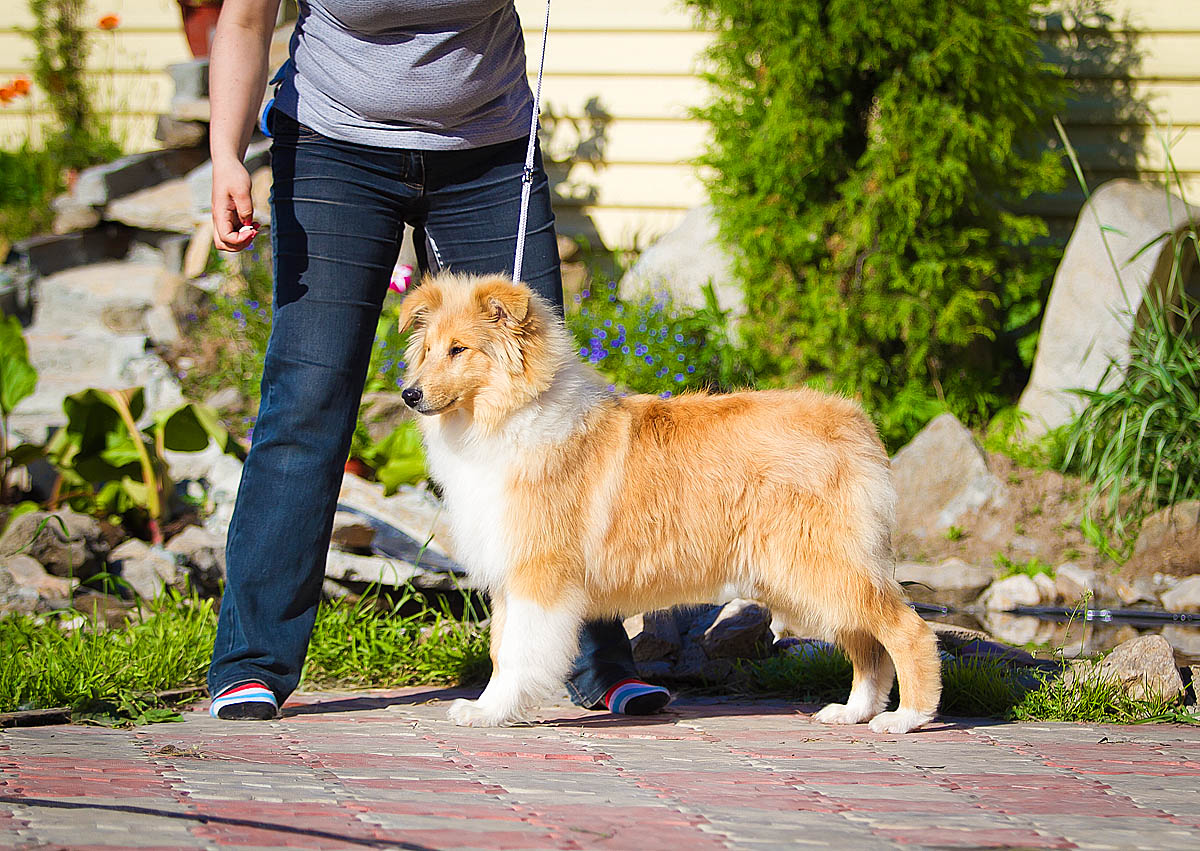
top-left (0, 86), bottom-right (14, 105)
top-left (11, 76), bottom-right (30, 96)
top-left (98, 14), bottom-right (120, 30)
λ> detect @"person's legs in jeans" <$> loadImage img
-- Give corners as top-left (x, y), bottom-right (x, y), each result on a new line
top-left (208, 115), bottom-right (413, 711)
top-left (418, 139), bottom-right (670, 714)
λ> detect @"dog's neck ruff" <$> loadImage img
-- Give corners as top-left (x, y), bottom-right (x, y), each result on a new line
top-left (429, 358), bottom-right (607, 459)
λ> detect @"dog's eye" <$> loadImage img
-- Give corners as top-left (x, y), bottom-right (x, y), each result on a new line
top-left (448, 344), bottom-right (467, 357)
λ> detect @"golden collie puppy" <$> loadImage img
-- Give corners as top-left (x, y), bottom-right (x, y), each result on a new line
top-left (398, 273), bottom-right (941, 733)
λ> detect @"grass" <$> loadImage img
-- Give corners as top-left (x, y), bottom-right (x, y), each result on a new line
top-left (0, 595), bottom-right (216, 724)
top-left (0, 585), bottom-right (490, 725)
top-left (994, 554), bottom-right (1055, 579)
top-left (1011, 668), bottom-right (1199, 725)
top-left (303, 586), bottom-right (491, 690)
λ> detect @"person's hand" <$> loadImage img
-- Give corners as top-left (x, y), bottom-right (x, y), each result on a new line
top-left (211, 157), bottom-right (259, 251)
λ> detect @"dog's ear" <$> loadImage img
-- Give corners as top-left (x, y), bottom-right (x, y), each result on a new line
top-left (476, 277), bottom-right (530, 328)
top-left (398, 277), bottom-right (443, 334)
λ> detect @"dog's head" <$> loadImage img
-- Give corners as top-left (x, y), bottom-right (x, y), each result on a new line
top-left (398, 273), bottom-right (562, 428)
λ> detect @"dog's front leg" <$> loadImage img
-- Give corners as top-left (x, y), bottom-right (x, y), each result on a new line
top-left (448, 592), bottom-right (582, 726)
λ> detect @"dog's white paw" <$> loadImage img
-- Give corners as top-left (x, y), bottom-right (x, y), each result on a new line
top-left (814, 702), bottom-right (873, 725)
top-left (447, 698), bottom-right (512, 727)
top-left (867, 709), bottom-right (931, 734)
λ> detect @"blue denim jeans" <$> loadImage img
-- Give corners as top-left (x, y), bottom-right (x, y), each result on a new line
top-left (208, 110), bottom-right (638, 709)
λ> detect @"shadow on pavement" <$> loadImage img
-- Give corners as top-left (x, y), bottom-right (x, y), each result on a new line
top-left (0, 795), bottom-right (437, 850)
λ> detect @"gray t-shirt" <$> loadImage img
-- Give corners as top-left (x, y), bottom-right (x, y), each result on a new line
top-left (273, 0), bottom-right (533, 150)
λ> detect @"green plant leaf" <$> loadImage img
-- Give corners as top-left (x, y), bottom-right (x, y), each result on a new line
top-left (151, 402), bottom-right (235, 455)
top-left (0, 315), bottom-right (37, 417)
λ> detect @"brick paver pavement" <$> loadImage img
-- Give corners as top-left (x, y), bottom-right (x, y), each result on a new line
top-left (2, 688), bottom-right (1199, 849)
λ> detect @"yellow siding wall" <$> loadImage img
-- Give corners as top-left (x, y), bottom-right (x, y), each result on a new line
top-left (1, 0), bottom-right (195, 150)
top-left (2, 0), bottom-right (1198, 247)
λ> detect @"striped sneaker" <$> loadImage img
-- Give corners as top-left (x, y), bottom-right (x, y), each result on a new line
top-left (603, 678), bottom-right (671, 715)
top-left (209, 682), bottom-right (280, 721)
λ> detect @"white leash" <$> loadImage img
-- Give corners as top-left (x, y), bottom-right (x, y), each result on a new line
top-left (512, 0), bottom-right (552, 284)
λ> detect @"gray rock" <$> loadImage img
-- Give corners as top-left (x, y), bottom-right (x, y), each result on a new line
top-left (100, 302), bottom-right (150, 334)
top-left (1, 553), bottom-right (75, 601)
top-left (109, 539), bottom-right (187, 600)
top-left (698, 598), bottom-right (772, 659)
top-left (1067, 634), bottom-right (1185, 702)
top-left (166, 59), bottom-right (209, 100)
top-left (980, 573), bottom-right (1041, 611)
top-left (74, 147), bottom-right (210, 208)
top-left (1019, 180), bottom-right (1200, 436)
top-left (1055, 562), bottom-right (1100, 605)
top-left (673, 641), bottom-right (735, 683)
top-left (323, 549), bottom-right (459, 591)
top-left (164, 525), bottom-right (226, 592)
top-left (633, 660), bottom-right (674, 681)
top-left (623, 609), bottom-right (683, 662)
top-left (187, 140), bottom-right (272, 215)
top-left (169, 96), bottom-right (210, 123)
top-left (0, 510), bottom-right (108, 578)
top-left (1162, 626), bottom-right (1200, 661)
top-left (155, 115), bottom-right (208, 150)
top-left (331, 511), bottom-right (376, 552)
top-left (619, 205), bottom-right (744, 320)
top-left (1114, 575), bottom-right (1159, 606)
top-left (200, 452), bottom-right (246, 538)
top-left (1032, 571), bottom-right (1058, 604)
top-left (894, 558), bottom-right (995, 605)
top-left (1161, 575), bottom-right (1200, 613)
top-left (119, 353), bottom-right (186, 420)
top-left (336, 475), bottom-right (455, 562)
top-left (1135, 501), bottom-right (1200, 556)
top-left (144, 304), bottom-right (182, 347)
top-left (891, 413), bottom-right (1007, 539)
top-left (51, 193), bottom-right (101, 234)
top-left (203, 386), bottom-right (244, 412)
top-left (105, 177), bottom-right (203, 233)
top-left (0, 564), bottom-right (39, 616)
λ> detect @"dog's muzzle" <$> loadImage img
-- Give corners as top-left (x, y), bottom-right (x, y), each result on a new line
top-left (401, 386), bottom-right (422, 408)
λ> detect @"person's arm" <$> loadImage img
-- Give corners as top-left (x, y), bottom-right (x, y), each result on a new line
top-left (209, 0), bottom-right (282, 251)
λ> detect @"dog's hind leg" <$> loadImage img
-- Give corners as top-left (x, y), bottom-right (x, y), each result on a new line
top-left (867, 599), bottom-right (941, 734)
top-left (813, 631), bottom-right (895, 725)
top-left (448, 594), bottom-right (582, 727)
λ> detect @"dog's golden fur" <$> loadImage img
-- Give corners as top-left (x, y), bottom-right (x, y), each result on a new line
top-left (399, 272), bottom-right (942, 732)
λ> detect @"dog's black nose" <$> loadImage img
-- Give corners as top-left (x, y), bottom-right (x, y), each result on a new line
top-left (401, 387), bottom-right (422, 407)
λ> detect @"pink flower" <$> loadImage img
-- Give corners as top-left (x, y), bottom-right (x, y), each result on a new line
top-left (389, 263), bottom-right (414, 294)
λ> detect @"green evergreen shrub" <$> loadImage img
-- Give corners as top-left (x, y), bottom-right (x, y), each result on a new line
top-left (686, 0), bottom-right (1066, 446)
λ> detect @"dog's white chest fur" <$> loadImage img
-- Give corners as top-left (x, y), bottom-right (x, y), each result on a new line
top-left (422, 432), bottom-right (514, 591)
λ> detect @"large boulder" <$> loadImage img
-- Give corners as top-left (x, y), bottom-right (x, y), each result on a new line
top-left (0, 562), bottom-right (39, 616)
top-left (891, 413), bottom-right (1007, 539)
top-left (1018, 180), bottom-right (1200, 436)
top-left (623, 609), bottom-right (683, 662)
top-left (1066, 634), bottom-right (1185, 702)
top-left (1126, 501), bottom-right (1200, 578)
top-left (697, 599), bottom-right (772, 660)
top-left (979, 573), bottom-right (1041, 611)
top-left (0, 509), bottom-right (108, 578)
top-left (618, 205), bottom-right (744, 319)
top-left (1161, 576), bottom-right (1200, 613)
top-left (109, 539), bottom-right (187, 600)
top-left (164, 525), bottom-right (226, 593)
top-left (1, 554), bottom-right (75, 601)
